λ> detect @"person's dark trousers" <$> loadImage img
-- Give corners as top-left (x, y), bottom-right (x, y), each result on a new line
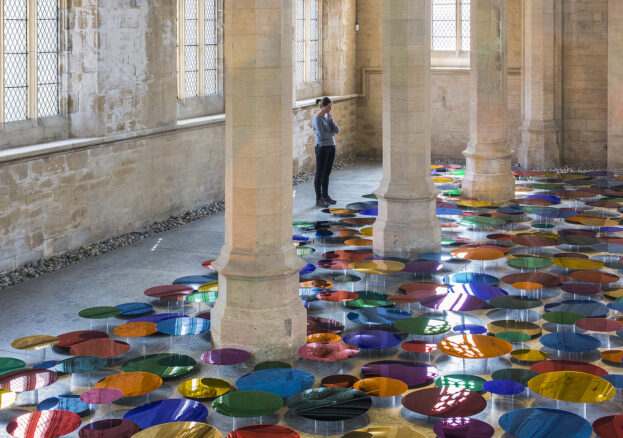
top-left (314, 145), bottom-right (336, 199)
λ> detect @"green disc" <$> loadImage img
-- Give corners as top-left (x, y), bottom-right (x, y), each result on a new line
top-left (293, 221), bottom-right (315, 227)
top-left (343, 291), bottom-right (393, 308)
top-left (0, 358), bottom-right (26, 375)
top-left (451, 170), bottom-right (466, 176)
top-left (507, 256), bottom-right (553, 269)
top-left (394, 317), bottom-right (451, 335)
top-left (296, 246), bottom-right (315, 256)
top-left (121, 353), bottom-right (196, 379)
top-left (531, 184), bottom-right (563, 190)
top-left (542, 311), bottom-right (584, 325)
top-left (186, 291), bottom-right (218, 303)
top-left (605, 261), bottom-right (623, 270)
top-left (362, 194), bottom-right (377, 199)
top-left (532, 223), bottom-right (555, 229)
top-left (495, 331), bottom-right (531, 343)
top-left (212, 390), bottom-right (283, 418)
top-left (558, 234), bottom-right (600, 246)
top-left (441, 238), bottom-right (457, 246)
top-left (444, 189), bottom-right (463, 196)
top-left (489, 296), bottom-right (542, 310)
top-left (54, 356), bottom-right (107, 373)
top-left (492, 368), bottom-right (539, 386)
top-left (254, 361), bottom-right (291, 371)
top-left (523, 206), bottom-right (555, 213)
top-left (460, 216), bottom-right (506, 227)
top-left (435, 374), bottom-right (486, 392)
top-left (78, 306), bottom-right (122, 319)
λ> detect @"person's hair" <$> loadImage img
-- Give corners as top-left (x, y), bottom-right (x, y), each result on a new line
top-left (316, 96), bottom-right (332, 107)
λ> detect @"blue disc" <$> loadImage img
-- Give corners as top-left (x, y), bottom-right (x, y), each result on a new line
top-left (32, 360), bottom-right (58, 370)
top-left (592, 243), bottom-right (623, 254)
top-left (299, 263), bottom-right (316, 275)
top-left (315, 229), bottom-right (334, 238)
top-left (540, 332), bottom-right (601, 352)
top-left (602, 374), bottom-right (623, 387)
top-left (436, 208), bottom-right (463, 216)
top-left (348, 308), bottom-right (410, 325)
top-left (544, 300), bottom-right (608, 318)
top-left (156, 316), bottom-right (210, 335)
top-left (608, 302), bottom-right (623, 312)
top-left (420, 252), bottom-right (454, 262)
top-left (525, 194), bottom-right (561, 204)
top-left (236, 368), bottom-right (314, 398)
top-left (483, 379), bottom-right (524, 395)
top-left (115, 302), bottom-right (154, 316)
top-left (38, 395), bottom-right (91, 416)
top-left (498, 206), bottom-right (524, 214)
top-left (293, 234), bottom-right (309, 242)
top-left (436, 184), bottom-right (459, 191)
top-left (447, 272), bottom-right (500, 286)
top-left (449, 283), bottom-right (508, 300)
top-left (499, 407), bottom-right (592, 438)
top-left (123, 399), bottom-right (208, 429)
top-left (129, 313), bottom-right (187, 324)
top-left (172, 274), bottom-right (218, 290)
top-left (531, 208), bottom-right (578, 219)
top-left (453, 324), bottom-right (487, 335)
top-left (54, 356), bottom-right (107, 373)
top-left (358, 208), bottom-right (378, 216)
top-left (342, 330), bottom-right (402, 349)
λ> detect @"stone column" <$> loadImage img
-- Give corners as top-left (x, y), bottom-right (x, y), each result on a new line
top-left (608, 0), bottom-right (623, 170)
top-left (462, 0), bottom-right (515, 202)
top-left (372, 0), bottom-right (440, 259)
top-left (211, 1), bottom-right (306, 362)
top-left (518, 0), bottom-right (561, 169)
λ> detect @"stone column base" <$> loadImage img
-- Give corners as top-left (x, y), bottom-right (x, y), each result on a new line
top-left (373, 195), bottom-right (441, 259)
top-left (518, 125), bottom-right (560, 169)
top-left (463, 145), bottom-right (515, 203)
top-left (210, 269), bottom-right (307, 363)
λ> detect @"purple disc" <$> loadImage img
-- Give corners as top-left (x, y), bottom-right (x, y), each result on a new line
top-left (420, 293), bottom-right (485, 311)
top-left (449, 283), bottom-right (508, 300)
top-left (402, 261), bottom-right (444, 274)
top-left (482, 379), bottom-right (525, 395)
top-left (201, 348), bottom-right (250, 365)
top-left (361, 360), bottom-right (437, 387)
top-left (342, 330), bottom-right (402, 349)
top-left (453, 324), bottom-right (487, 335)
top-left (80, 388), bottom-right (123, 404)
top-left (433, 417), bottom-right (494, 438)
top-left (561, 283), bottom-right (602, 295)
top-left (79, 419), bottom-right (140, 438)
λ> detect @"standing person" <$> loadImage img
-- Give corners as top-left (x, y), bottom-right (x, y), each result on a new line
top-left (312, 97), bottom-right (340, 207)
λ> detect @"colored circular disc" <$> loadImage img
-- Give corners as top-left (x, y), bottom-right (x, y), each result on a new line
top-left (348, 260), bottom-right (405, 274)
top-left (489, 296), bottom-right (542, 310)
top-left (576, 317), bottom-right (623, 332)
top-left (69, 339), bottom-right (130, 358)
top-left (401, 340), bottom-right (438, 354)
top-left (213, 390), bottom-right (283, 418)
top-left (113, 322), bottom-right (157, 338)
top-left (7, 410), bottom-right (81, 438)
top-left (298, 342), bottom-right (359, 361)
top-left (438, 334), bottom-right (514, 359)
top-left (79, 388), bottom-right (123, 404)
top-left (342, 330), bottom-right (401, 349)
top-left (507, 256), bottom-right (553, 269)
top-left (121, 353), bottom-right (196, 379)
top-left (512, 234), bottom-right (559, 247)
top-left (0, 368), bottom-right (58, 392)
top-left (420, 293), bottom-right (485, 311)
top-left (435, 374), bottom-right (486, 392)
top-left (458, 200), bottom-right (491, 208)
top-left (511, 349), bottom-right (548, 362)
top-left (0, 358), bottom-right (26, 375)
top-left (156, 316), bottom-right (210, 335)
top-left (483, 379), bottom-right (524, 395)
top-left (361, 360), bottom-right (437, 387)
top-left (394, 317), bottom-right (451, 335)
top-left (123, 399), bottom-right (208, 430)
top-left (501, 272), bottom-right (563, 287)
top-left (593, 415), bottom-right (623, 438)
top-left (54, 356), bottom-right (107, 374)
top-left (201, 349), bottom-right (250, 365)
top-left (320, 374), bottom-right (359, 388)
top-left (115, 302), bottom-right (153, 316)
top-left (450, 247), bottom-right (504, 260)
top-left (178, 378), bottom-right (230, 399)
top-left (499, 408), bottom-right (592, 438)
top-left (132, 422), bottom-right (221, 438)
top-left (528, 371), bottom-right (615, 403)
top-left (449, 272), bottom-right (499, 285)
top-left (307, 333), bottom-right (341, 343)
top-left (187, 291), bottom-right (218, 303)
top-left (78, 306), bottom-right (122, 319)
top-left (402, 260), bottom-right (444, 274)
top-left (570, 270), bottom-right (619, 283)
top-left (95, 372), bottom-right (162, 397)
top-left (561, 283), bottom-right (602, 295)
top-left (530, 359), bottom-right (607, 376)
top-left (343, 291), bottom-right (393, 308)
top-left (353, 377), bottom-right (407, 397)
top-left (227, 425), bottom-right (300, 438)
top-left (492, 368), bottom-right (540, 386)
top-left (316, 291), bottom-right (358, 302)
top-left (601, 350), bottom-right (623, 363)
top-left (402, 387), bottom-right (486, 418)
top-left (453, 324), bottom-right (487, 335)
top-left (449, 283), bottom-right (508, 300)
top-left (497, 331), bottom-right (531, 343)
top-left (307, 317), bottom-right (344, 334)
top-left (38, 394), bottom-right (90, 416)
top-left (545, 300), bottom-right (608, 317)
top-left (540, 332), bottom-right (601, 352)
top-left (287, 388), bottom-right (372, 421)
top-left (487, 320), bottom-right (542, 337)
top-left (144, 285), bottom-right (194, 301)
top-left (78, 419), bottom-right (140, 438)
top-left (0, 389), bottom-right (17, 408)
top-left (235, 369), bottom-right (314, 398)
top-left (11, 335), bottom-right (59, 351)
top-left (512, 281), bottom-right (543, 291)
top-left (433, 418), bottom-right (494, 438)
top-left (553, 257), bottom-right (604, 270)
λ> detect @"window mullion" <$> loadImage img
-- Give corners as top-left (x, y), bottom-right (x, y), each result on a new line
top-left (177, 0), bottom-right (186, 99)
top-left (197, 0), bottom-right (205, 96)
top-left (305, 0), bottom-right (310, 83)
top-left (0, 2), bottom-right (4, 123)
top-left (455, 0), bottom-right (461, 57)
top-left (28, 0), bottom-right (37, 119)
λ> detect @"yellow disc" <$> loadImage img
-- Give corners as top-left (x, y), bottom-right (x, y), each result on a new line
top-left (307, 333), bottom-right (341, 343)
top-left (177, 378), bottom-right (230, 399)
top-left (359, 227), bottom-right (373, 236)
top-left (0, 389), bottom-right (17, 409)
top-left (487, 320), bottom-right (542, 337)
top-left (132, 422), bottom-right (221, 438)
top-left (198, 281), bottom-right (218, 292)
top-left (605, 288), bottom-right (623, 299)
top-left (344, 238), bottom-right (373, 246)
top-left (343, 427), bottom-right (425, 438)
top-left (577, 217), bottom-right (619, 227)
top-left (511, 349), bottom-right (548, 362)
top-left (515, 187), bottom-right (534, 192)
top-left (552, 257), bottom-right (604, 270)
top-left (528, 371), bottom-right (615, 403)
top-left (348, 260), bottom-right (405, 275)
top-left (11, 335), bottom-right (59, 351)
top-left (457, 200), bottom-right (492, 208)
top-left (433, 177), bottom-right (454, 184)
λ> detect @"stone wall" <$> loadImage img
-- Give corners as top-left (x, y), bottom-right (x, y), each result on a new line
top-left (562, 0), bottom-right (608, 168)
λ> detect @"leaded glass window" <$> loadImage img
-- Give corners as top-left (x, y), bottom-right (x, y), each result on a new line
top-left (432, 0), bottom-right (470, 54)
top-left (296, 0), bottom-right (320, 84)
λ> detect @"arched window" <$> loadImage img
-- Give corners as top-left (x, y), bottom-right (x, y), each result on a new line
top-left (296, 0), bottom-right (320, 84)
top-left (1, 0), bottom-right (59, 123)
top-left (177, 0), bottom-right (220, 99)
top-left (432, 0), bottom-right (470, 67)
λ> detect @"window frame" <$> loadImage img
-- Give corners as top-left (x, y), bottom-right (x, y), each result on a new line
top-left (431, 0), bottom-right (470, 68)
top-left (295, 0), bottom-right (322, 101)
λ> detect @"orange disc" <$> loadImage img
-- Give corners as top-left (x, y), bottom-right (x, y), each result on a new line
top-left (570, 270), bottom-right (619, 284)
top-left (512, 282), bottom-right (542, 291)
top-left (601, 350), bottom-right (623, 363)
top-left (344, 238), bottom-right (373, 246)
top-left (307, 333), bottom-right (341, 343)
top-left (353, 377), bottom-right (408, 397)
top-left (299, 279), bottom-right (333, 289)
top-left (438, 334), bottom-right (513, 359)
top-left (95, 372), bottom-right (162, 397)
top-left (113, 322), bottom-right (157, 338)
top-left (450, 247), bottom-right (504, 261)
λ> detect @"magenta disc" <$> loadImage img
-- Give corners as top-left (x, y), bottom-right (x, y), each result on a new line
top-left (298, 343), bottom-right (359, 362)
top-left (361, 360), bottom-right (437, 387)
top-left (201, 348), bottom-right (251, 365)
top-left (402, 387), bottom-right (486, 418)
top-left (227, 424), bottom-right (300, 437)
top-left (0, 368), bottom-right (58, 392)
top-left (433, 417), bottom-right (495, 438)
top-left (561, 283), bottom-right (602, 295)
top-left (530, 359), bottom-right (608, 376)
top-left (576, 318), bottom-right (623, 332)
top-left (79, 419), bottom-right (140, 438)
top-left (79, 388), bottom-right (123, 404)
top-left (144, 284), bottom-right (194, 301)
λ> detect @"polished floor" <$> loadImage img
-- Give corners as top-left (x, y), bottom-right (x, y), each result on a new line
top-left (1, 163), bottom-right (623, 437)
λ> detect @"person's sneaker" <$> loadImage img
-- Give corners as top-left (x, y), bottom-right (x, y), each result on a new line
top-left (316, 198), bottom-right (329, 207)
top-left (324, 196), bottom-right (337, 205)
